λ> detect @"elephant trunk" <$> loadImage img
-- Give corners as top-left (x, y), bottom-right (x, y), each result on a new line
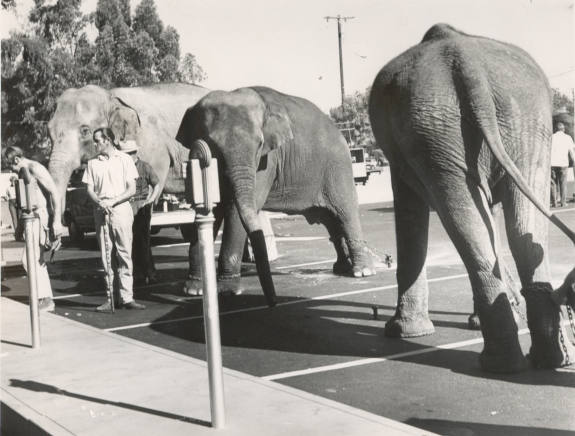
top-left (228, 165), bottom-right (277, 308)
top-left (48, 151), bottom-right (79, 222)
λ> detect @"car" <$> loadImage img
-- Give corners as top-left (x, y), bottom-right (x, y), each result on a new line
top-left (64, 168), bottom-right (196, 246)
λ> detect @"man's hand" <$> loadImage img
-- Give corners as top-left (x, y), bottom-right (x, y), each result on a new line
top-left (51, 221), bottom-right (63, 240)
top-left (99, 198), bottom-right (115, 210)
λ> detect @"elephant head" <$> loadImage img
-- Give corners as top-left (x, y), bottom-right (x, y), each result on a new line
top-left (175, 87), bottom-right (294, 307)
top-left (48, 85), bottom-right (141, 216)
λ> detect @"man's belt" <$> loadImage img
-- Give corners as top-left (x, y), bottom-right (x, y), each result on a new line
top-left (130, 195), bottom-right (148, 202)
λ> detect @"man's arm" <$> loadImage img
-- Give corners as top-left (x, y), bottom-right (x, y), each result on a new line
top-left (99, 179), bottom-right (136, 209)
top-left (144, 163), bottom-right (162, 205)
top-left (29, 162), bottom-right (62, 238)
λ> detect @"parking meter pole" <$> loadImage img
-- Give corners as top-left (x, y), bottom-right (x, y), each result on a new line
top-left (197, 211), bottom-right (226, 429)
top-left (23, 213), bottom-right (41, 349)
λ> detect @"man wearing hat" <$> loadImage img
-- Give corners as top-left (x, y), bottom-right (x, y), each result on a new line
top-left (118, 140), bottom-right (161, 284)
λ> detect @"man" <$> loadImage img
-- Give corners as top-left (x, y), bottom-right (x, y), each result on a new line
top-left (550, 122), bottom-right (575, 207)
top-left (4, 146), bottom-right (62, 312)
top-left (117, 140), bottom-right (161, 284)
top-left (83, 128), bottom-right (144, 311)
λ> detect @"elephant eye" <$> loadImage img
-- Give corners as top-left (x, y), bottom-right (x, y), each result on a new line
top-left (81, 128), bottom-right (91, 138)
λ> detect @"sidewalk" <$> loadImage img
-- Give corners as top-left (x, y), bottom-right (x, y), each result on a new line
top-left (1, 297), bottom-right (436, 436)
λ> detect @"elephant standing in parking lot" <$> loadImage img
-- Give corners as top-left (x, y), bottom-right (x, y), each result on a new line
top-left (369, 23), bottom-right (575, 373)
top-left (48, 83), bottom-right (210, 225)
top-left (176, 86), bottom-right (375, 305)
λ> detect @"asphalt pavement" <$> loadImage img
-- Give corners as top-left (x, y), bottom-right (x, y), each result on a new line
top-left (2, 170), bottom-right (575, 436)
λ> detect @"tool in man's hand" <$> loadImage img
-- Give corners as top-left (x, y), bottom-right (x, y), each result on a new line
top-left (102, 212), bottom-right (115, 314)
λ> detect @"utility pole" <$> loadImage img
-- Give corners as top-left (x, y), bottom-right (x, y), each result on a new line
top-left (325, 15), bottom-right (354, 108)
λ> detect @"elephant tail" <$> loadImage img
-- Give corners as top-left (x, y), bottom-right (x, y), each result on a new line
top-left (460, 61), bottom-right (575, 245)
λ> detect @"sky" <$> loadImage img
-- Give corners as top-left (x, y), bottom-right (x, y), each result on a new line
top-left (1, 0), bottom-right (573, 112)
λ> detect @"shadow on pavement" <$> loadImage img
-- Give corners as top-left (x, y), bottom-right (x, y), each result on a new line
top-left (8, 379), bottom-right (212, 428)
top-left (406, 418), bottom-right (575, 436)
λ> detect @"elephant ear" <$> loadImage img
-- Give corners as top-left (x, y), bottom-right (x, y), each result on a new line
top-left (109, 97), bottom-right (141, 142)
top-left (262, 101), bottom-right (294, 153)
top-left (175, 106), bottom-right (196, 149)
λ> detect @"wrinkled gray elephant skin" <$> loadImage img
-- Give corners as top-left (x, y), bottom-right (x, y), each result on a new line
top-left (176, 86), bottom-right (375, 302)
top-left (369, 23), bottom-right (574, 373)
top-left (48, 83), bottom-right (210, 215)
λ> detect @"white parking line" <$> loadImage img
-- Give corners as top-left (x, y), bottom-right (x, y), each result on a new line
top-left (262, 323), bottom-right (572, 381)
top-left (276, 259), bottom-right (337, 270)
top-left (105, 272), bottom-right (469, 332)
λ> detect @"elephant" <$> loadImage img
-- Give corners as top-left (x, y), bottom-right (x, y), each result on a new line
top-left (368, 23), bottom-right (575, 373)
top-left (175, 86), bottom-right (376, 304)
top-left (48, 83), bottom-right (210, 216)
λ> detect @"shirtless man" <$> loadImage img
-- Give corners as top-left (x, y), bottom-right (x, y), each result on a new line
top-left (4, 146), bottom-right (62, 312)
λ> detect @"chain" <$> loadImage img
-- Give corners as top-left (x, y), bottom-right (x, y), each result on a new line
top-left (218, 273), bottom-right (241, 281)
top-left (559, 325), bottom-right (571, 366)
top-left (567, 305), bottom-right (575, 347)
top-left (510, 300), bottom-right (528, 323)
top-left (521, 284), bottom-right (574, 363)
top-left (187, 275), bottom-right (201, 282)
top-left (344, 239), bottom-right (393, 268)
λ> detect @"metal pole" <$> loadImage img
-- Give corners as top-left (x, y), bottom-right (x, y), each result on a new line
top-left (23, 213), bottom-right (41, 349)
top-left (196, 211), bottom-right (226, 429)
top-left (337, 18), bottom-right (345, 107)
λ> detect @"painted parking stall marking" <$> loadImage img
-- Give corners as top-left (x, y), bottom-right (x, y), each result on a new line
top-left (105, 273), bottom-right (469, 332)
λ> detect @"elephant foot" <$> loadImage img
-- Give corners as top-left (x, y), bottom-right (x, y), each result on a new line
top-left (522, 286), bottom-right (575, 369)
top-left (385, 315), bottom-right (435, 338)
top-left (332, 258), bottom-right (376, 278)
top-left (333, 258), bottom-right (353, 275)
top-left (183, 275), bottom-right (202, 296)
top-left (348, 240), bottom-right (376, 277)
top-left (217, 273), bottom-right (244, 296)
top-left (468, 313), bottom-right (481, 330)
top-left (479, 336), bottom-right (526, 373)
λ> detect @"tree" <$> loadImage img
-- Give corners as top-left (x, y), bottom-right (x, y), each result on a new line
top-left (29, 0), bottom-right (90, 56)
top-left (132, 0), bottom-right (163, 45)
top-left (2, 0), bottom-right (207, 157)
top-left (553, 88), bottom-right (574, 114)
top-left (329, 86), bottom-right (374, 147)
top-left (180, 53), bottom-right (207, 84)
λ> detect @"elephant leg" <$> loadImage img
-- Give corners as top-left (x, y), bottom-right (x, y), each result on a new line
top-left (183, 207), bottom-right (224, 296)
top-left (321, 169), bottom-right (375, 277)
top-left (310, 209), bottom-right (353, 275)
top-left (432, 179), bottom-right (524, 373)
top-left (217, 203), bottom-right (248, 295)
top-left (502, 184), bottom-right (575, 369)
top-left (385, 170), bottom-right (434, 338)
top-left (468, 204), bottom-right (521, 330)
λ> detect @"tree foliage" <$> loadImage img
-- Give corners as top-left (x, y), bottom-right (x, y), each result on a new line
top-left (329, 87), bottom-right (374, 148)
top-left (552, 88), bottom-right (574, 114)
top-left (2, 0), bottom-right (207, 160)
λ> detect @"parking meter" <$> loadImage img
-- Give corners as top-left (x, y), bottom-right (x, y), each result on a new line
top-left (184, 148), bottom-right (220, 212)
top-left (16, 167), bottom-right (41, 348)
top-left (184, 139), bottom-right (225, 428)
top-left (15, 167), bottom-right (38, 213)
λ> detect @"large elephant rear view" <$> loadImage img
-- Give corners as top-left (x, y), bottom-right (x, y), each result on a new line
top-left (48, 83), bottom-right (210, 215)
top-left (369, 24), bottom-right (574, 373)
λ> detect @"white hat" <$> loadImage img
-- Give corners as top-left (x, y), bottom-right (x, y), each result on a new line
top-left (117, 140), bottom-right (140, 153)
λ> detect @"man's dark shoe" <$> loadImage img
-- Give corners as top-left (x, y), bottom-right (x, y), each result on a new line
top-left (96, 301), bottom-right (112, 312)
top-left (123, 301), bottom-right (145, 310)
